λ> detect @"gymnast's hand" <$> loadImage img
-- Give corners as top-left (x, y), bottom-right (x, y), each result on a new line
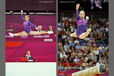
top-left (86, 16), bottom-right (89, 20)
top-left (76, 3), bottom-right (80, 10)
top-left (21, 10), bottom-right (23, 14)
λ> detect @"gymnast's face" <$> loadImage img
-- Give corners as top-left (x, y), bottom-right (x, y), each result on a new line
top-left (25, 15), bottom-right (29, 21)
top-left (79, 11), bottom-right (85, 19)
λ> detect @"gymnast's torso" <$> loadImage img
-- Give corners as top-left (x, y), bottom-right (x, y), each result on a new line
top-left (76, 10), bottom-right (88, 37)
top-left (21, 14), bottom-right (37, 34)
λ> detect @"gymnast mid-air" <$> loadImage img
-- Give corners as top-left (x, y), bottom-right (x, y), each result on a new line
top-left (9, 10), bottom-right (54, 37)
top-left (70, 3), bottom-right (91, 39)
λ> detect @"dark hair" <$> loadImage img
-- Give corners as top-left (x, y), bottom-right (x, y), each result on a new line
top-left (25, 15), bottom-right (29, 17)
top-left (25, 11), bottom-right (29, 17)
top-left (27, 50), bottom-right (31, 52)
top-left (26, 11), bottom-right (29, 15)
top-left (80, 7), bottom-right (84, 11)
top-left (79, 10), bottom-right (85, 12)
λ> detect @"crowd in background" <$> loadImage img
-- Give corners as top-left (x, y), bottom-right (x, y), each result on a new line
top-left (58, 13), bottom-right (109, 72)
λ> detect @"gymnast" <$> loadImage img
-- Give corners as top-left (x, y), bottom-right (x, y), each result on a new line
top-left (9, 10), bottom-right (53, 37)
top-left (70, 3), bottom-right (91, 39)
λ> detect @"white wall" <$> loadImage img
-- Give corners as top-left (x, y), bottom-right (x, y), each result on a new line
top-left (6, 62), bottom-right (56, 76)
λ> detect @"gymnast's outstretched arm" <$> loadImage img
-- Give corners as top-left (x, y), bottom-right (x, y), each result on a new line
top-left (76, 3), bottom-right (80, 21)
top-left (21, 10), bottom-right (25, 21)
top-left (29, 22), bottom-right (37, 29)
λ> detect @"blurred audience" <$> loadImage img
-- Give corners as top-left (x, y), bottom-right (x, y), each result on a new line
top-left (58, 13), bottom-right (109, 72)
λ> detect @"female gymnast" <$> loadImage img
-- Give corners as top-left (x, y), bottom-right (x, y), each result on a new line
top-left (70, 3), bottom-right (91, 39)
top-left (9, 10), bottom-right (38, 37)
top-left (9, 10), bottom-right (53, 37)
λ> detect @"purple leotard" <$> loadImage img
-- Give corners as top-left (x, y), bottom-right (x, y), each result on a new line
top-left (76, 10), bottom-right (88, 37)
top-left (21, 14), bottom-right (37, 34)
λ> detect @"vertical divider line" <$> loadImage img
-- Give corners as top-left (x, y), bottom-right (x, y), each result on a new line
top-left (0, 0), bottom-right (5, 75)
top-left (56, 0), bottom-right (58, 76)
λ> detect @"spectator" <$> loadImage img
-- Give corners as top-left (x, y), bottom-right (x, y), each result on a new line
top-left (58, 13), bottom-right (109, 70)
top-left (24, 50), bottom-right (34, 62)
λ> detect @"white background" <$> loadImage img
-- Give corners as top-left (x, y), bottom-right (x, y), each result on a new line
top-left (6, 62), bottom-right (56, 76)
